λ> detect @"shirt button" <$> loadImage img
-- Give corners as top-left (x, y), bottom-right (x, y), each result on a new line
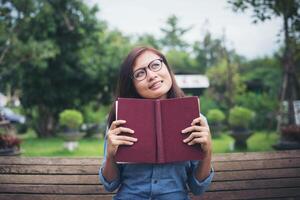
top-left (153, 180), bottom-right (158, 184)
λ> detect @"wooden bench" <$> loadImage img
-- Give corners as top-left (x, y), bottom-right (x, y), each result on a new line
top-left (0, 150), bottom-right (300, 200)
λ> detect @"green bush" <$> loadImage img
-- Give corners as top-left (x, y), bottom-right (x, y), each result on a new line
top-left (207, 109), bottom-right (225, 123)
top-left (59, 109), bottom-right (83, 130)
top-left (228, 106), bottom-right (255, 129)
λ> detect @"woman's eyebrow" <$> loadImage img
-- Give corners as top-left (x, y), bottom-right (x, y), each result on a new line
top-left (135, 58), bottom-right (160, 70)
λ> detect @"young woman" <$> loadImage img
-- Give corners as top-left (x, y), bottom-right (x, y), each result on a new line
top-left (99, 47), bottom-right (214, 200)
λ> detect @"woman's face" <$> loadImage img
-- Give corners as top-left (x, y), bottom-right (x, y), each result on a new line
top-left (132, 51), bottom-right (172, 99)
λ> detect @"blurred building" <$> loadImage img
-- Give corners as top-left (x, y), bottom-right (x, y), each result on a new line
top-left (175, 74), bottom-right (209, 96)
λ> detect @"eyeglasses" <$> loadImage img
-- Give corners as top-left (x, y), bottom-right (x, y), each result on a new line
top-left (132, 59), bottom-right (163, 81)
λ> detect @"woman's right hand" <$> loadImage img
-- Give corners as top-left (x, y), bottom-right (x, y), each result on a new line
top-left (106, 120), bottom-right (137, 159)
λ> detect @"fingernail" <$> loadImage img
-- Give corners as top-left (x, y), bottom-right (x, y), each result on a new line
top-left (181, 130), bottom-right (185, 133)
top-left (183, 139), bottom-right (187, 143)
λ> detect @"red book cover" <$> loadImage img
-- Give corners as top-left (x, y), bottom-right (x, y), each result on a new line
top-left (115, 97), bottom-right (203, 163)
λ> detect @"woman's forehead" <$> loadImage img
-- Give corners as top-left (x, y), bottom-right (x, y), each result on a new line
top-left (133, 51), bottom-right (160, 70)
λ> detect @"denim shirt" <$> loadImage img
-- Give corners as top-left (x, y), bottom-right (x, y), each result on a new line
top-left (99, 115), bottom-right (214, 200)
top-left (99, 144), bottom-right (214, 200)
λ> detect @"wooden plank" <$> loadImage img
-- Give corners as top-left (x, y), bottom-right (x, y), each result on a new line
top-left (213, 158), bottom-right (300, 171)
top-left (213, 168), bottom-right (300, 181)
top-left (1, 168), bottom-right (299, 184)
top-left (1, 178), bottom-right (299, 194)
top-left (0, 194), bottom-right (114, 200)
top-left (208, 178), bottom-right (300, 191)
top-left (1, 158), bottom-right (299, 175)
top-left (194, 188), bottom-right (300, 200)
top-left (0, 184), bottom-right (108, 194)
top-left (211, 150), bottom-right (300, 162)
top-left (0, 157), bottom-right (103, 165)
top-left (0, 165), bottom-right (99, 175)
top-left (0, 175), bottom-right (99, 184)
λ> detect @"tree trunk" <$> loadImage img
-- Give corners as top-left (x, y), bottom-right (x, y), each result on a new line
top-left (278, 13), bottom-right (299, 127)
top-left (35, 105), bottom-right (56, 138)
top-left (273, 11), bottom-right (300, 150)
top-left (225, 52), bottom-right (234, 108)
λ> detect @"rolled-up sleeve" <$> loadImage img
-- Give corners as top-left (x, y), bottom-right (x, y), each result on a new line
top-left (99, 164), bottom-right (121, 192)
top-left (187, 160), bottom-right (214, 195)
top-left (98, 134), bottom-right (121, 192)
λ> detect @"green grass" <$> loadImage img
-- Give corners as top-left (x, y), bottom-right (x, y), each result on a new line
top-left (20, 130), bottom-right (104, 157)
top-left (19, 130), bottom-right (280, 157)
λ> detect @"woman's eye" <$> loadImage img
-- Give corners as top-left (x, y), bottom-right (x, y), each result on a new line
top-left (151, 63), bottom-right (160, 69)
top-left (135, 70), bottom-right (145, 78)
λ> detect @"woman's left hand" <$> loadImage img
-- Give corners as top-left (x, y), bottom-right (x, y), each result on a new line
top-left (181, 115), bottom-right (212, 155)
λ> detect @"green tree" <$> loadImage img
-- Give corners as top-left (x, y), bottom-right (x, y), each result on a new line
top-left (241, 57), bottom-right (282, 97)
top-left (165, 50), bottom-right (197, 74)
top-left (135, 33), bottom-right (161, 50)
top-left (160, 15), bottom-right (192, 51)
top-left (206, 59), bottom-right (246, 110)
top-left (236, 57), bottom-right (282, 130)
top-left (193, 32), bottom-right (224, 73)
top-left (0, 0), bottom-right (58, 91)
top-left (99, 29), bottom-right (132, 102)
top-left (0, 0), bottom-right (110, 137)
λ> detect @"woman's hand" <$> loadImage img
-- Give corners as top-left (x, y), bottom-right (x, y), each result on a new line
top-left (181, 116), bottom-right (212, 156)
top-left (106, 120), bottom-right (137, 159)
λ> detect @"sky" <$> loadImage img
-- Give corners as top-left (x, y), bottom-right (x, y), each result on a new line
top-left (87, 0), bottom-right (283, 59)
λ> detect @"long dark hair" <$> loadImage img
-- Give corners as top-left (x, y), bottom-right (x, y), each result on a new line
top-left (107, 46), bottom-right (185, 127)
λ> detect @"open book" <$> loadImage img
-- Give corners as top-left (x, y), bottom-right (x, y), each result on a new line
top-left (115, 96), bottom-right (203, 164)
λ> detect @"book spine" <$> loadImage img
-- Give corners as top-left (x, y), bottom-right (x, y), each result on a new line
top-left (155, 100), bottom-right (165, 163)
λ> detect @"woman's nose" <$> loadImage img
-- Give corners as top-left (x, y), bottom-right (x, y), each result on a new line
top-left (146, 68), bottom-right (157, 81)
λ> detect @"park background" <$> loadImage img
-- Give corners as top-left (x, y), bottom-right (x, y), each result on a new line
top-left (0, 0), bottom-right (299, 157)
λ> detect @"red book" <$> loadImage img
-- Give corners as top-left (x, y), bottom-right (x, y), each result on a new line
top-left (115, 96), bottom-right (203, 163)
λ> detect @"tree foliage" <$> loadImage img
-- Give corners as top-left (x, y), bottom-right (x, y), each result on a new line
top-left (160, 15), bottom-right (192, 51)
top-left (135, 34), bottom-right (161, 50)
top-left (206, 59), bottom-right (246, 110)
top-left (240, 57), bottom-right (282, 96)
top-left (0, 0), bottom-right (129, 137)
top-left (193, 32), bottom-right (224, 73)
top-left (165, 50), bottom-right (197, 73)
top-left (236, 57), bottom-right (282, 130)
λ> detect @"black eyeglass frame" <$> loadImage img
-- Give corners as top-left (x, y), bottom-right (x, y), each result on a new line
top-left (131, 58), bottom-right (163, 81)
